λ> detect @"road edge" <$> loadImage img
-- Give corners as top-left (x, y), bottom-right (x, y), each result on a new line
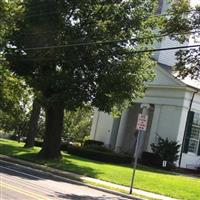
top-left (0, 154), bottom-right (143, 200)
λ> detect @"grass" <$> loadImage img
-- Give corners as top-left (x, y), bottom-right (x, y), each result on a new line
top-left (0, 139), bottom-right (200, 200)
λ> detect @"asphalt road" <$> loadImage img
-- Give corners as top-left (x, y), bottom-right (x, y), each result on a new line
top-left (0, 159), bottom-right (136, 200)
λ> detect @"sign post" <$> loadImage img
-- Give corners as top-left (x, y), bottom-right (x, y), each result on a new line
top-left (129, 113), bottom-right (148, 194)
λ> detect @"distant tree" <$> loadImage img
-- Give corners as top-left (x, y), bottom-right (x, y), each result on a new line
top-left (162, 1), bottom-right (200, 79)
top-left (4, 0), bottom-right (188, 159)
top-left (0, 1), bottom-right (41, 143)
top-left (0, 0), bottom-right (23, 49)
top-left (24, 97), bottom-right (41, 148)
top-left (63, 107), bottom-right (92, 143)
top-left (0, 64), bottom-right (32, 137)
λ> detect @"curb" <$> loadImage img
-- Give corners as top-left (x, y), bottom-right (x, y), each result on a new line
top-left (0, 155), bottom-right (142, 200)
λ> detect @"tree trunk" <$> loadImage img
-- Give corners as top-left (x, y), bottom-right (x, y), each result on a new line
top-left (38, 102), bottom-right (64, 160)
top-left (24, 98), bottom-right (41, 148)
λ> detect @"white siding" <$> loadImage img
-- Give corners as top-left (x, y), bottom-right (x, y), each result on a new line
top-left (148, 105), bottom-right (184, 150)
top-left (181, 153), bottom-right (200, 169)
top-left (91, 110), bottom-right (113, 147)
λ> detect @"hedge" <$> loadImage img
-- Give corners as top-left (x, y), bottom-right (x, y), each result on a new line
top-left (140, 151), bottom-right (162, 168)
top-left (66, 146), bottom-right (132, 164)
top-left (83, 139), bottom-right (104, 147)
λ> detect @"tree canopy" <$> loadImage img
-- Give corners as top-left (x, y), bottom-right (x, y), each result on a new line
top-left (5, 0), bottom-right (159, 113)
top-left (3, 0), bottom-right (190, 159)
top-left (0, 64), bottom-right (32, 136)
top-left (63, 107), bottom-right (92, 143)
top-left (162, 1), bottom-right (200, 79)
top-left (0, 0), bottom-right (23, 49)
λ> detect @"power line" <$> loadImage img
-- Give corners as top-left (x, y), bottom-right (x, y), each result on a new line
top-left (1, 45), bottom-right (199, 63)
top-left (2, 44), bottom-right (200, 62)
top-left (17, 34), bottom-right (200, 51)
top-left (132, 44), bottom-right (200, 54)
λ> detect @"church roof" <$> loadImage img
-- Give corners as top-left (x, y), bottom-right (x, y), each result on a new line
top-left (158, 62), bottom-right (200, 90)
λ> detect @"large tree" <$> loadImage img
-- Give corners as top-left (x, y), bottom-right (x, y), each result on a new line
top-left (4, 0), bottom-right (187, 159)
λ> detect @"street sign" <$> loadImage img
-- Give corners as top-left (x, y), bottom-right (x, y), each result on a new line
top-left (136, 113), bottom-right (148, 131)
top-left (130, 108), bottom-right (149, 194)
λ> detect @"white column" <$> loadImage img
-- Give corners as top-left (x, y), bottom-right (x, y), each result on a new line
top-left (176, 107), bottom-right (189, 167)
top-left (176, 107), bottom-right (188, 143)
top-left (115, 110), bottom-right (129, 153)
top-left (147, 104), bottom-right (161, 151)
top-left (90, 109), bottom-right (100, 140)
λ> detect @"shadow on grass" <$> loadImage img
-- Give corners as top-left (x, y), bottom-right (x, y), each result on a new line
top-left (0, 143), bottom-right (101, 178)
top-left (0, 140), bottom-right (177, 178)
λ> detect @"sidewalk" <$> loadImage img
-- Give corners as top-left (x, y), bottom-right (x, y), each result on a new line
top-left (0, 154), bottom-right (176, 200)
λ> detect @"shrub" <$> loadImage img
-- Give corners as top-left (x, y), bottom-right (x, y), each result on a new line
top-left (84, 144), bottom-right (111, 152)
top-left (84, 139), bottom-right (104, 147)
top-left (34, 139), bottom-right (43, 147)
top-left (9, 134), bottom-right (19, 141)
top-left (140, 151), bottom-right (162, 168)
top-left (151, 136), bottom-right (181, 169)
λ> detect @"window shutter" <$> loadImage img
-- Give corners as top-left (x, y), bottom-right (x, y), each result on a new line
top-left (198, 143), bottom-right (200, 156)
top-left (183, 111), bottom-right (194, 153)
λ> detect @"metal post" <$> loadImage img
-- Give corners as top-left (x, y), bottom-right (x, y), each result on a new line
top-left (129, 130), bottom-right (141, 194)
top-left (129, 103), bottom-right (149, 194)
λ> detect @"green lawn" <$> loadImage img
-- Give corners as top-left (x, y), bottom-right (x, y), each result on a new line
top-left (0, 139), bottom-right (200, 200)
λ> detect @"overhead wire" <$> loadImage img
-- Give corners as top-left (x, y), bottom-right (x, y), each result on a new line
top-left (10, 29), bottom-right (200, 51)
top-left (1, 44), bottom-right (200, 62)
top-left (1, 3), bottom-right (200, 61)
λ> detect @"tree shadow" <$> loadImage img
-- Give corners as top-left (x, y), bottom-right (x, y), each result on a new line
top-left (16, 152), bottom-right (101, 178)
top-left (0, 141), bottom-right (101, 178)
top-left (0, 160), bottom-right (137, 200)
top-left (0, 140), bottom-right (178, 179)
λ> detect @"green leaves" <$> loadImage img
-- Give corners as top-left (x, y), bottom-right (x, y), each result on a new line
top-left (63, 107), bottom-right (93, 143)
top-left (0, 64), bottom-right (33, 134)
top-left (0, 0), bottom-right (24, 47)
top-left (175, 47), bottom-right (200, 80)
top-left (4, 0), bottom-right (189, 114)
top-left (151, 136), bottom-right (181, 168)
top-left (162, 0), bottom-right (191, 43)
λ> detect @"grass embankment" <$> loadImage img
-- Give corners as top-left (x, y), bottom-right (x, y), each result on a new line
top-left (0, 139), bottom-right (200, 200)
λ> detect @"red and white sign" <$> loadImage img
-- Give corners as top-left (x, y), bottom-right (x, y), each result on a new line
top-left (136, 113), bottom-right (148, 131)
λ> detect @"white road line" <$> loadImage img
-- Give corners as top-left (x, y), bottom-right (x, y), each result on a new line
top-left (0, 160), bottom-right (84, 186)
top-left (0, 165), bottom-right (44, 180)
top-left (0, 159), bottom-right (136, 200)
top-left (1, 174), bottom-right (53, 195)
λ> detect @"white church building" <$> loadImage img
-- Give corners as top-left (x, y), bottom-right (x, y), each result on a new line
top-left (90, 0), bottom-right (200, 169)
